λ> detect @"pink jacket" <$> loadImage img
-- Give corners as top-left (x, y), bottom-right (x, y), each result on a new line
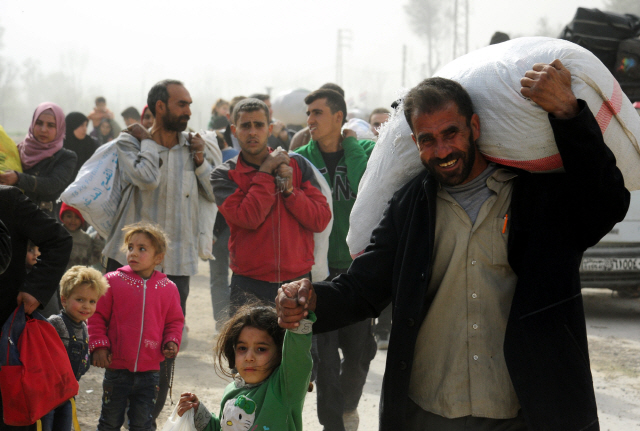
top-left (88, 266), bottom-right (184, 372)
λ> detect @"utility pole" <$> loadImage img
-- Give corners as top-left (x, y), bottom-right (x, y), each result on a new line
top-left (336, 29), bottom-right (352, 86)
top-left (465, 0), bottom-right (469, 54)
top-left (453, 0), bottom-right (458, 58)
top-left (402, 45), bottom-right (407, 87)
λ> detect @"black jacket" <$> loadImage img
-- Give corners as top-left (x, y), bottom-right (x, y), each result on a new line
top-left (313, 102), bottom-right (630, 430)
top-left (16, 148), bottom-right (77, 206)
top-left (0, 186), bottom-right (72, 323)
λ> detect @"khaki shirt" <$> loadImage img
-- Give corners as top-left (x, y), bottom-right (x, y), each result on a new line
top-left (408, 168), bottom-right (520, 419)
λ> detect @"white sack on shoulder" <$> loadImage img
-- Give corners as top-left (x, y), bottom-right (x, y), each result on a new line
top-left (347, 37), bottom-right (640, 258)
top-left (435, 36), bottom-right (640, 188)
top-left (346, 100), bottom-right (423, 258)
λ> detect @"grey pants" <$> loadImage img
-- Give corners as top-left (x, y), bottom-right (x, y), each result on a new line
top-left (405, 399), bottom-right (529, 431)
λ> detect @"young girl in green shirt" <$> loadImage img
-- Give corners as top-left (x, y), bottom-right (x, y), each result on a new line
top-left (178, 303), bottom-right (315, 431)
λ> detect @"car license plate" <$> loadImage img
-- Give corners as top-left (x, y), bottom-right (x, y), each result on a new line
top-left (580, 258), bottom-right (640, 271)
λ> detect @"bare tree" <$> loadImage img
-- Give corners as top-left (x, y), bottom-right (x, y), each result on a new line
top-left (604, 0), bottom-right (640, 16)
top-left (0, 25), bottom-right (20, 128)
top-left (404, 0), bottom-right (448, 76)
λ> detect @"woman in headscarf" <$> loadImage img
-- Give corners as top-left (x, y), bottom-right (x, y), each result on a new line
top-left (0, 102), bottom-right (77, 217)
top-left (141, 104), bottom-right (154, 129)
top-left (90, 117), bottom-right (116, 146)
top-left (63, 112), bottom-right (99, 180)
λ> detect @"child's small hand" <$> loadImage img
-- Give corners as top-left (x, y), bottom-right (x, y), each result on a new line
top-left (177, 392), bottom-right (199, 417)
top-left (163, 341), bottom-right (178, 359)
top-left (92, 349), bottom-right (112, 368)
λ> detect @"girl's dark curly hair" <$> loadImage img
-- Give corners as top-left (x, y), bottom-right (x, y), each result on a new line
top-left (214, 302), bottom-right (285, 379)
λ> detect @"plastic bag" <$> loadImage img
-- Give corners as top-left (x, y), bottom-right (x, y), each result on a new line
top-left (343, 118), bottom-right (376, 140)
top-left (161, 404), bottom-right (196, 431)
top-left (60, 139), bottom-right (127, 238)
top-left (306, 157), bottom-right (333, 282)
top-left (271, 88), bottom-right (311, 126)
top-left (0, 125), bottom-right (23, 173)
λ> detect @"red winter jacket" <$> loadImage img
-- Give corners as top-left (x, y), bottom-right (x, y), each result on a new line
top-left (211, 152), bottom-right (331, 282)
top-left (88, 266), bottom-right (184, 372)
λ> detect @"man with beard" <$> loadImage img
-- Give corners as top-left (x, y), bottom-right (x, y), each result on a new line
top-left (277, 61), bottom-right (630, 430)
top-left (101, 79), bottom-right (216, 426)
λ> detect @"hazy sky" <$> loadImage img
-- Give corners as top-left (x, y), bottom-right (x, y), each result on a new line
top-left (1, 0), bottom-right (606, 130)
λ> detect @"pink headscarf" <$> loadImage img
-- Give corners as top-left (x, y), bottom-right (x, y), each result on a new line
top-left (18, 102), bottom-right (66, 170)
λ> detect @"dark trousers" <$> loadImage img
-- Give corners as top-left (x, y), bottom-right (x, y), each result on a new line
top-left (40, 400), bottom-right (72, 431)
top-left (229, 273), bottom-right (309, 315)
top-left (106, 259), bottom-right (187, 425)
top-left (375, 304), bottom-right (392, 337)
top-left (316, 268), bottom-right (377, 431)
top-left (209, 226), bottom-right (231, 331)
top-left (97, 369), bottom-right (159, 431)
top-left (405, 399), bottom-right (529, 430)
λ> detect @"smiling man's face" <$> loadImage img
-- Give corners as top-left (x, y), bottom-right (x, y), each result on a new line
top-left (411, 101), bottom-right (486, 186)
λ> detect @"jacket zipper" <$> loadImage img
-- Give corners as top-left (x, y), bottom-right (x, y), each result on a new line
top-left (133, 279), bottom-right (148, 372)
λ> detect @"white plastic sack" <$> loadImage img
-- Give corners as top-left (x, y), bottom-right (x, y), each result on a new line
top-left (161, 404), bottom-right (196, 431)
top-left (272, 89), bottom-right (311, 127)
top-left (347, 37), bottom-right (640, 258)
top-left (435, 37), bottom-right (640, 186)
top-left (60, 139), bottom-right (128, 239)
top-left (343, 118), bottom-right (376, 140)
top-left (346, 101), bottom-right (423, 258)
top-left (304, 155), bottom-right (334, 282)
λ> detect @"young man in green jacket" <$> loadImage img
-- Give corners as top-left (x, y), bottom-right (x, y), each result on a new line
top-left (295, 89), bottom-right (376, 431)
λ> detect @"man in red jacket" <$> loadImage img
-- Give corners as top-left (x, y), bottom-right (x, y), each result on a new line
top-left (210, 98), bottom-right (332, 314)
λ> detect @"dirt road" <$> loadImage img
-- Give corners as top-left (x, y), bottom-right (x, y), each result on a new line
top-left (75, 264), bottom-right (640, 430)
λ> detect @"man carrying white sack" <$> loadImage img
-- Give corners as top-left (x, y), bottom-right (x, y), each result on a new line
top-left (276, 59), bottom-right (630, 431)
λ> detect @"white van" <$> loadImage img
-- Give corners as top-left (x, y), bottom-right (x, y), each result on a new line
top-left (580, 190), bottom-right (640, 297)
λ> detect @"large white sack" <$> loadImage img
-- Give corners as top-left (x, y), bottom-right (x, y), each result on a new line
top-left (60, 139), bottom-right (128, 239)
top-left (347, 37), bottom-right (640, 258)
top-left (306, 158), bottom-right (334, 282)
top-left (272, 89), bottom-right (311, 126)
top-left (347, 100), bottom-right (423, 258)
top-left (435, 37), bottom-right (640, 185)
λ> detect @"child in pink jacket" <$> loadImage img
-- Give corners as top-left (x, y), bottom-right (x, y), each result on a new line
top-left (88, 222), bottom-right (184, 431)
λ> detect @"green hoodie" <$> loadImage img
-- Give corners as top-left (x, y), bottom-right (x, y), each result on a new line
top-left (295, 137), bottom-right (375, 269)
top-left (194, 312), bottom-right (316, 431)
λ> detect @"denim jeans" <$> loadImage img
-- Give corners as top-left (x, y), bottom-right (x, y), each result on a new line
top-left (97, 369), bottom-right (159, 431)
top-left (40, 400), bottom-right (72, 431)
